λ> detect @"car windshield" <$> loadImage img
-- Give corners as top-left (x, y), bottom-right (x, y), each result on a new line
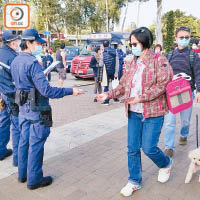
top-left (65, 47), bottom-right (80, 57)
top-left (80, 42), bottom-right (102, 56)
top-left (80, 44), bottom-right (95, 56)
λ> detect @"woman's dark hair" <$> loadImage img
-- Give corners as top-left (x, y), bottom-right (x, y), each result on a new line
top-left (95, 46), bottom-right (100, 53)
top-left (154, 44), bottom-right (162, 51)
top-left (20, 40), bottom-right (35, 51)
top-left (129, 27), bottom-right (153, 49)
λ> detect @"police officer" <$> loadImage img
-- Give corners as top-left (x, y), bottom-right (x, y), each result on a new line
top-left (11, 29), bottom-right (83, 189)
top-left (0, 30), bottom-right (21, 166)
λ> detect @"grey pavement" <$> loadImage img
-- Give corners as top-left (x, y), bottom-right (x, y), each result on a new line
top-left (0, 73), bottom-right (200, 200)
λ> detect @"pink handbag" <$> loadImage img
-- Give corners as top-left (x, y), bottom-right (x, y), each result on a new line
top-left (166, 77), bottom-right (193, 114)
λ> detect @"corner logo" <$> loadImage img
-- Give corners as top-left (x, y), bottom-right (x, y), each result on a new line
top-left (4, 4), bottom-right (30, 29)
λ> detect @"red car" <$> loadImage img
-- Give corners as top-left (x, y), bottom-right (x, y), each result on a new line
top-left (71, 32), bottom-right (129, 78)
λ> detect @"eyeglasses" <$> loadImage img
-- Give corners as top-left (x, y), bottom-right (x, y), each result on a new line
top-left (129, 43), bottom-right (138, 47)
top-left (179, 36), bottom-right (190, 40)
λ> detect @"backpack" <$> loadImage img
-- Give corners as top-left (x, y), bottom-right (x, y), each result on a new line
top-left (166, 49), bottom-right (195, 74)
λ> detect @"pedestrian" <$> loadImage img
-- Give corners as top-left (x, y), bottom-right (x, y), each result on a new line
top-left (95, 27), bottom-right (174, 197)
top-left (89, 46), bottom-right (102, 102)
top-left (117, 43), bottom-right (126, 80)
top-left (42, 49), bottom-right (53, 81)
top-left (11, 29), bottom-right (84, 190)
top-left (56, 43), bottom-right (67, 88)
top-left (0, 30), bottom-right (21, 166)
top-left (101, 40), bottom-right (119, 105)
top-left (191, 42), bottom-right (200, 54)
top-left (154, 44), bottom-right (162, 56)
top-left (163, 26), bottom-right (200, 158)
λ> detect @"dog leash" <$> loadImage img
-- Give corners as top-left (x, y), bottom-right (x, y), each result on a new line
top-left (196, 114), bottom-right (199, 148)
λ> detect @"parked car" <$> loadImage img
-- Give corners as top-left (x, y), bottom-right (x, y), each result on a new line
top-left (71, 32), bottom-right (129, 78)
top-left (65, 46), bottom-right (80, 72)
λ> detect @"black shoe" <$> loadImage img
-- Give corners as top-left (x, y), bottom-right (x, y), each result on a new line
top-left (0, 149), bottom-right (12, 161)
top-left (18, 177), bottom-right (27, 183)
top-left (114, 98), bottom-right (119, 102)
top-left (27, 176), bottom-right (53, 190)
top-left (94, 99), bottom-right (97, 102)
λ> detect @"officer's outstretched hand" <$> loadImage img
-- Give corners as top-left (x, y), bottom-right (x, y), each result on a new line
top-left (73, 88), bottom-right (85, 96)
top-left (94, 93), bottom-right (108, 102)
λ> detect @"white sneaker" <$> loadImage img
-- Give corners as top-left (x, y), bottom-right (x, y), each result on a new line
top-left (158, 159), bottom-right (173, 183)
top-left (120, 182), bottom-right (141, 197)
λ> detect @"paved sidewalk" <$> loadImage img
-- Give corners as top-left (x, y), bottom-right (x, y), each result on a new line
top-left (0, 104), bottom-right (200, 200)
top-left (0, 73), bottom-right (200, 200)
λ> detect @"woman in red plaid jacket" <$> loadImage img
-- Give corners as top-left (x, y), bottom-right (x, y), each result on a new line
top-left (95, 27), bottom-right (174, 197)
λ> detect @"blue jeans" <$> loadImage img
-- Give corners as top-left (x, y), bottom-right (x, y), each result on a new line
top-left (164, 106), bottom-right (193, 149)
top-left (128, 111), bottom-right (170, 185)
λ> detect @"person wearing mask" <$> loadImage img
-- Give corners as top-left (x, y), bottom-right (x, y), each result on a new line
top-left (0, 30), bottom-right (21, 166)
top-left (56, 43), bottom-right (67, 88)
top-left (163, 26), bottom-right (200, 157)
top-left (11, 29), bottom-right (84, 190)
top-left (42, 49), bottom-right (53, 81)
top-left (154, 44), bottom-right (162, 56)
top-left (95, 27), bottom-right (173, 197)
top-left (117, 43), bottom-right (126, 80)
top-left (89, 46), bottom-right (102, 102)
top-left (101, 40), bottom-right (119, 105)
top-left (191, 43), bottom-right (200, 54)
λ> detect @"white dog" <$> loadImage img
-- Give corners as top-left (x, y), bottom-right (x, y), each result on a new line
top-left (185, 148), bottom-right (200, 183)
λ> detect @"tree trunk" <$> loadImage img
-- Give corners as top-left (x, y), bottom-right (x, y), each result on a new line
top-left (136, 1), bottom-right (141, 28)
top-left (121, 0), bottom-right (128, 32)
top-left (156, 0), bottom-right (163, 46)
top-left (105, 0), bottom-right (109, 32)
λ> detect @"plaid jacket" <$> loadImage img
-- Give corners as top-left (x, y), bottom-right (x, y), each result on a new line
top-left (107, 50), bottom-right (174, 119)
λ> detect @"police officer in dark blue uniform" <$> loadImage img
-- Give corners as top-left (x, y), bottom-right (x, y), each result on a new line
top-left (0, 30), bottom-right (21, 165)
top-left (11, 29), bottom-right (83, 189)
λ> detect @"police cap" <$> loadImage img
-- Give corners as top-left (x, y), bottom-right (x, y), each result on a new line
top-left (2, 30), bottom-right (21, 43)
top-left (21, 29), bottom-right (46, 44)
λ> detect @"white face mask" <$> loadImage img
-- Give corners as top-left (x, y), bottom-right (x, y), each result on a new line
top-left (155, 48), bottom-right (161, 53)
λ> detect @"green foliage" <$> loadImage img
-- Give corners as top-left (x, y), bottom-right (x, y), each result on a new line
top-left (52, 40), bottom-right (72, 52)
top-left (163, 11), bottom-right (174, 53)
top-left (31, 0), bottom-right (127, 34)
top-left (149, 24), bottom-right (156, 45)
top-left (162, 9), bottom-right (200, 40)
top-left (0, 0), bottom-right (10, 31)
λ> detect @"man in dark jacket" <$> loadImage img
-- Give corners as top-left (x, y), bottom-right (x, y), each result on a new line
top-left (117, 43), bottom-right (126, 80)
top-left (164, 26), bottom-right (200, 157)
top-left (102, 40), bottom-right (119, 105)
